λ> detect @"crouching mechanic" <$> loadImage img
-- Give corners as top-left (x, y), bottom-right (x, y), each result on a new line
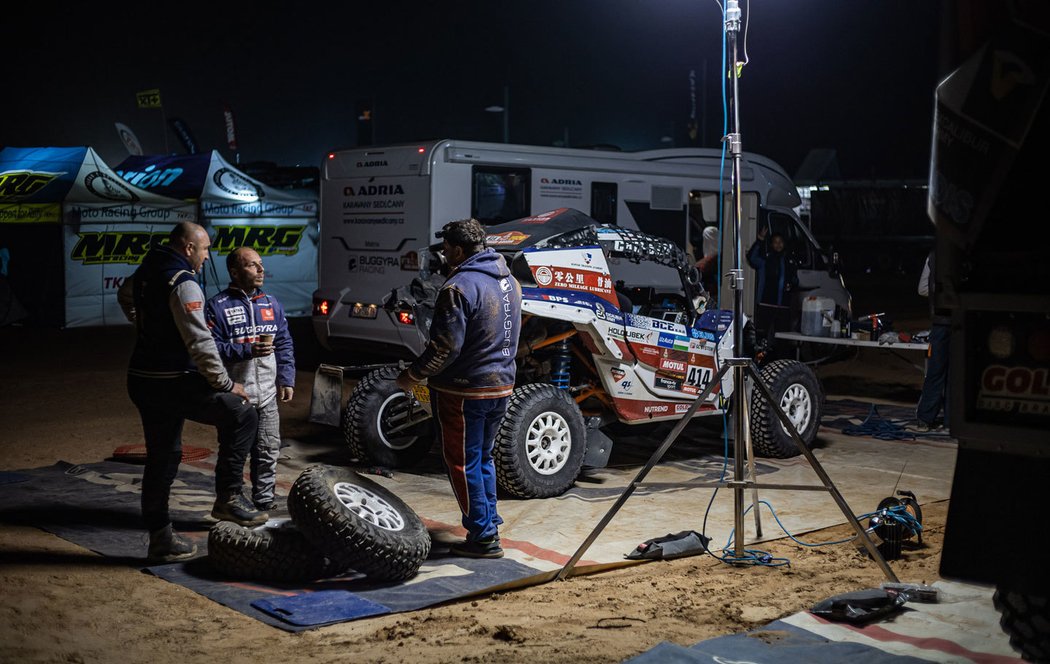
top-left (396, 219), bottom-right (522, 558)
top-left (205, 247), bottom-right (296, 513)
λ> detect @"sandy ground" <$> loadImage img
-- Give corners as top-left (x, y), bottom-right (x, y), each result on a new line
top-left (0, 321), bottom-right (949, 664)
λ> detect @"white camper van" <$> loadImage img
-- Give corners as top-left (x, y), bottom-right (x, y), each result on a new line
top-left (312, 139), bottom-right (848, 357)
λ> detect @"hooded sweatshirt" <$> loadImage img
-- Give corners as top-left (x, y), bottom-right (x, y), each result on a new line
top-left (406, 248), bottom-right (522, 398)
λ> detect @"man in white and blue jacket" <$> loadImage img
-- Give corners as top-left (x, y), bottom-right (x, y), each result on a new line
top-left (205, 247), bottom-right (296, 512)
top-left (396, 219), bottom-right (521, 559)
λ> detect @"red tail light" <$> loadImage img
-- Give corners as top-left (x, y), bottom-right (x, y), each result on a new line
top-left (313, 297), bottom-right (331, 317)
top-left (397, 310), bottom-right (415, 325)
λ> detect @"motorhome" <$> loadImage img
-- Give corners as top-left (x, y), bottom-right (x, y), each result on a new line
top-left (312, 139), bottom-right (848, 357)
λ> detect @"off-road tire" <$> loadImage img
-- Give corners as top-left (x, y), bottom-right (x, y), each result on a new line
top-left (344, 367), bottom-right (433, 468)
top-left (207, 519), bottom-right (345, 582)
top-left (994, 588), bottom-right (1050, 663)
top-left (749, 359), bottom-right (824, 458)
top-left (288, 464), bottom-right (431, 581)
top-left (495, 384), bottom-right (587, 498)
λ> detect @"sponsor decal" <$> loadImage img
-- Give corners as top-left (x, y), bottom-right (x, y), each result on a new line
top-left (213, 168), bottom-right (263, 199)
top-left (594, 301), bottom-right (605, 320)
top-left (211, 225), bottom-right (305, 256)
top-left (0, 170), bottom-right (63, 200)
top-left (486, 231), bottom-right (530, 246)
top-left (400, 250), bottom-right (419, 271)
top-left (517, 209), bottom-right (565, 224)
top-left (654, 376), bottom-right (683, 391)
top-left (535, 266), bottom-right (553, 285)
top-left (70, 232), bottom-right (168, 265)
top-left (117, 164), bottom-right (184, 190)
top-left (260, 308), bottom-right (275, 321)
top-left (540, 294), bottom-right (569, 303)
top-left (184, 301), bottom-right (203, 313)
top-left (643, 404), bottom-right (669, 413)
top-left (84, 171), bottom-right (139, 202)
top-left (660, 358), bottom-right (687, 373)
top-left (675, 403), bottom-right (691, 413)
top-left (610, 367), bottom-right (626, 381)
top-left (343, 184), bottom-right (405, 196)
top-left (977, 365), bottom-right (1050, 415)
top-left (650, 318), bottom-right (687, 335)
top-left (224, 306), bottom-right (248, 325)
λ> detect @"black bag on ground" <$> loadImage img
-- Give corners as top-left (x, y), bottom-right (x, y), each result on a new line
top-left (810, 588), bottom-right (907, 624)
top-left (626, 530), bottom-right (711, 561)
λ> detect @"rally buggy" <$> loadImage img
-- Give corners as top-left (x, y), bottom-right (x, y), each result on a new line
top-left (312, 208), bottom-right (823, 498)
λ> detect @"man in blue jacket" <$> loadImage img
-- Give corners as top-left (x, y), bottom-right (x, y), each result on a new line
top-left (205, 247), bottom-right (296, 512)
top-left (396, 219), bottom-right (522, 558)
top-left (118, 222), bottom-right (265, 563)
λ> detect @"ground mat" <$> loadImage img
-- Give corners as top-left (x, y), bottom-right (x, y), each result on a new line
top-left (625, 580), bottom-right (1021, 663)
top-left (0, 399), bottom-right (957, 631)
top-left (0, 460), bottom-right (547, 631)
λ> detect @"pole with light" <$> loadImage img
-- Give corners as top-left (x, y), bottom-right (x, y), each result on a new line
top-left (485, 86), bottom-right (510, 143)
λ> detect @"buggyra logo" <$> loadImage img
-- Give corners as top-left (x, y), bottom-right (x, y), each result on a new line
top-left (0, 170), bottom-right (63, 200)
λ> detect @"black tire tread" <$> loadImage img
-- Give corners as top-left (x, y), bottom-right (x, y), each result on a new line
top-left (344, 367), bottom-right (432, 467)
top-left (749, 359), bottom-right (824, 459)
top-left (288, 464), bottom-right (431, 581)
top-left (494, 383), bottom-right (586, 498)
top-left (207, 520), bottom-right (343, 582)
top-left (994, 588), bottom-right (1050, 663)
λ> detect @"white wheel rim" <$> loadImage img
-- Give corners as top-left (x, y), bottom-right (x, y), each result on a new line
top-left (333, 482), bottom-right (405, 531)
top-left (376, 393), bottom-right (419, 451)
top-left (525, 410), bottom-right (572, 476)
top-left (778, 383), bottom-right (812, 434)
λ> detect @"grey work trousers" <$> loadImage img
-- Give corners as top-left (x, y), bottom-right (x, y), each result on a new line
top-left (250, 398), bottom-right (282, 506)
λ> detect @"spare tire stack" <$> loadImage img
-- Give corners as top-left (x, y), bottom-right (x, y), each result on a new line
top-left (206, 464), bottom-right (432, 583)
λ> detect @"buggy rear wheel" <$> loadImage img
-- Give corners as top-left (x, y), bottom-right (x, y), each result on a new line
top-left (344, 367), bottom-right (434, 468)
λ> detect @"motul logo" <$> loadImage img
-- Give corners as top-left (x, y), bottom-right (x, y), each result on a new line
top-left (981, 365), bottom-right (1050, 396)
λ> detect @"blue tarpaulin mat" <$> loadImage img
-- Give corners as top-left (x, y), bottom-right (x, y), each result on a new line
top-left (0, 460), bottom-right (547, 631)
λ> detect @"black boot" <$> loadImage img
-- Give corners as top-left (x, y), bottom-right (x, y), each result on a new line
top-left (211, 492), bottom-right (268, 526)
top-left (147, 524), bottom-right (198, 563)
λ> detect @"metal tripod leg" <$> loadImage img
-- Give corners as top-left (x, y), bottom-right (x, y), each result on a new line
top-left (553, 363), bottom-right (733, 581)
top-left (743, 361), bottom-right (899, 582)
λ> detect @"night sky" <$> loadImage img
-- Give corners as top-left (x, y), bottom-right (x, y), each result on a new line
top-left (3, 1), bottom-right (945, 180)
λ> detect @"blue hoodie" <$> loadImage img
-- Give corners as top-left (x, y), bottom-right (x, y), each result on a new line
top-left (406, 248), bottom-right (522, 398)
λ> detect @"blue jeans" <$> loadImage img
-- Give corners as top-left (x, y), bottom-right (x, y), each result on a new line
top-left (433, 391), bottom-right (508, 542)
top-left (917, 323), bottom-right (950, 425)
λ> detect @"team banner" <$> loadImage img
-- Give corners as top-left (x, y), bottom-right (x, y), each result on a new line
top-left (0, 147), bottom-right (82, 223)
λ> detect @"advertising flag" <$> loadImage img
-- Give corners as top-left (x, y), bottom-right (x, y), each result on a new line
top-left (135, 89), bottom-right (162, 109)
top-left (168, 118), bottom-right (199, 155)
top-left (223, 105), bottom-right (238, 151)
top-left (114, 123), bottom-right (144, 156)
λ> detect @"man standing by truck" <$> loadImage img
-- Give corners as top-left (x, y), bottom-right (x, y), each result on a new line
top-left (395, 219), bottom-right (522, 558)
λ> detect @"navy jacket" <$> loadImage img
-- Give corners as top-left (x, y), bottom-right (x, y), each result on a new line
top-left (747, 240), bottom-right (798, 306)
top-left (205, 287), bottom-right (296, 406)
top-left (406, 249), bottom-right (522, 399)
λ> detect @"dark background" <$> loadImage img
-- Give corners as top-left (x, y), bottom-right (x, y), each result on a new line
top-left (2, 1), bottom-right (946, 181)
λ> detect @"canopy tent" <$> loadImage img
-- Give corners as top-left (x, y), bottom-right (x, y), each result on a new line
top-left (114, 151), bottom-right (319, 317)
top-left (0, 146), bottom-right (197, 327)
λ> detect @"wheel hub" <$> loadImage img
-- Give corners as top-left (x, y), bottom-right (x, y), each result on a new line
top-left (526, 411), bottom-right (571, 476)
top-left (778, 383), bottom-right (812, 433)
top-left (333, 481), bottom-right (406, 531)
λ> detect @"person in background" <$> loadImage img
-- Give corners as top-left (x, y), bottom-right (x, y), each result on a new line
top-left (395, 219), bottom-right (522, 559)
top-left (118, 222), bottom-right (265, 563)
top-left (205, 247), bottom-right (296, 513)
top-left (915, 248), bottom-right (950, 431)
top-left (746, 226), bottom-right (798, 343)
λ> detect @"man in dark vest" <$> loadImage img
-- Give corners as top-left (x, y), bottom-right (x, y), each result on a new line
top-left (119, 222), bottom-right (265, 563)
